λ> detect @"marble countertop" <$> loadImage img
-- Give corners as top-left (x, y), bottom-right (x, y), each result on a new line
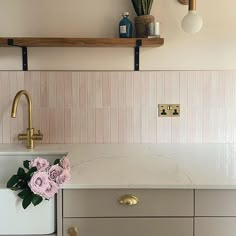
top-left (1, 144), bottom-right (236, 189)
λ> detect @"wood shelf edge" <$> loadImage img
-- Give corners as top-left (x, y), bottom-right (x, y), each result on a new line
top-left (0, 37), bottom-right (164, 47)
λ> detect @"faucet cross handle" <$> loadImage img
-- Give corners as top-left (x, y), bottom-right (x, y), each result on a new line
top-left (32, 130), bottom-right (43, 141)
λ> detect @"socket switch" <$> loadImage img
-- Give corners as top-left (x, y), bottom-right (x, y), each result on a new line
top-left (158, 104), bottom-right (180, 117)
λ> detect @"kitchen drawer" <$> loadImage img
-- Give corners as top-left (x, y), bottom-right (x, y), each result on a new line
top-left (195, 190), bottom-right (236, 216)
top-left (195, 217), bottom-right (236, 236)
top-left (63, 189), bottom-right (193, 217)
top-left (64, 218), bottom-right (193, 236)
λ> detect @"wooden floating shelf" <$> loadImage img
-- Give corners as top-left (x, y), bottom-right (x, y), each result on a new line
top-left (0, 37), bottom-right (164, 48)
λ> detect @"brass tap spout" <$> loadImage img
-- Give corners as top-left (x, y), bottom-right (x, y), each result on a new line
top-left (11, 90), bottom-right (32, 129)
top-left (11, 90), bottom-right (43, 149)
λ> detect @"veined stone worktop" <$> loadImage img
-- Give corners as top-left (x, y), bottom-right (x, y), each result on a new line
top-left (1, 144), bottom-right (236, 189)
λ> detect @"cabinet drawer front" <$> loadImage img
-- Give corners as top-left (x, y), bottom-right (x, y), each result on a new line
top-left (63, 189), bottom-right (193, 217)
top-left (64, 218), bottom-right (193, 236)
top-left (195, 218), bottom-right (236, 236)
top-left (195, 190), bottom-right (236, 216)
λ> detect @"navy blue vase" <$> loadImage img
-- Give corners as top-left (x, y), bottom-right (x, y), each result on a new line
top-left (119, 12), bottom-right (133, 38)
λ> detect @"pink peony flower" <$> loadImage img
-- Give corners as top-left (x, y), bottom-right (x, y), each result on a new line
top-left (30, 157), bottom-right (50, 171)
top-left (28, 171), bottom-right (49, 197)
top-left (48, 164), bottom-right (63, 182)
top-left (41, 180), bottom-right (58, 199)
top-left (56, 170), bottom-right (71, 186)
top-left (60, 156), bottom-right (71, 171)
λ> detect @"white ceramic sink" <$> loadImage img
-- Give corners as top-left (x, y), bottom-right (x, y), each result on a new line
top-left (0, 152), bottom-right (66, 235)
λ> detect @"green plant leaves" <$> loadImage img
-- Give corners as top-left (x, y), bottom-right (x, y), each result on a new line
top-left (131, 0), bottom-right (153, 16)
top-left (17, 167), bottom-right (26, 177)
top-left (54, 159), bottom-right (60, 165)
top-left (32, 195), bottom-right (43, 206)
top-left (22, 192), bottom-right (34, 209)
top-left (7, 175), bottom-right (19, 188)
top-left (26, 167), bottom-right (37, 177)
top-left (18, 189), bottom-right (31, 199)
top-left (23, 160), bottom-right (30, 170)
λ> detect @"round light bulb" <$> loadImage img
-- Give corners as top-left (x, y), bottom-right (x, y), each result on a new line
top-left (182, 10), bottom-right (203, 34)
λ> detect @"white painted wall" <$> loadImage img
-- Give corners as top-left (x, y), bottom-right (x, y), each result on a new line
top-left (0, 0), bottom-right (235, 70)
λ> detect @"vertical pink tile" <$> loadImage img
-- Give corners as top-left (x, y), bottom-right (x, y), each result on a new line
top-left (95, 108), bottom-right (104, 143)
top-left (56, 72), bottom-right (65, 108)
top-left (103, 108), bottom-right (111, 143)
top-left (79, 72), bottom-right (88, 108)
top-left (40, 72), bottom-right (48, 108)
top-left (133, 107), bottom-right (141, 143)
top-left (110, 108), bottom-right (118, 143)
top-left (72, 107), bottom-right (80, 143)
top-left (49, 108), bottom-right (57, 144)
top-left (125, 108), bottom-right (134, 143)
top-left (9, 72), bottom-right (18, 143)
top-left (65, 108), bottom-right (72, 144)
top-left (194, 71), bottom-right (204, 143)
top-left (102, 72), bottom-right (111, 108)
top-left (133, 72), bottom-right (142, 107)
top-left (32, 107), bottom-right (41, 144)
top-left (48, 72), bottom-right (56, 108)
top-left (118, 72), bottom-right (126, 108)
top-left (148, 107), bottom-right (157, 143)
top-left (141, 106), bottom-right (149, 143)
top-left (171, 118), bottom-right (180, 143)
top-left (16, 72), bottom-right (25, 138)
top-left (110, 72), bottom-right (119, 108)
top-left (157, 72), bottom-right (171, 143)
top-left (202, 71), bottom-right (212, 143)
top-left (95, 72), bottom-right (102, 108)
top-left (118, 108), bottom-right (125, 143)
top-left (79, 108), bottom-right (87, 143)
top-left (24, 72), bottom-right (32, 93)
top-left (2, 72), bottom-right (10, 143)
top-left (164, 71), bottom-right (180, 103)
top-left (87, 72), bottom-right (96, 108)
top-left (31, 72), bottom-right (40, 107)
top-left (186, 72), bottom-right (196, 143)
top-left (156, 71), bottom-right (165, 104)
top-left (141, 72), bottom-right (149, 106)
top-left (56, 108), bottom-right (64, 143)
top-left (41, 108), bottom-right (49, 143)
top-left (148, 72), bottom-right (157, 107)
top-left (64, 72), bottom-right (72, 108)
top-left (0, 73), bottom-right (2, 143)
top-left (179, 72), bottom-right (188, 143)
top-left (87, 108), bottom-right (96, 143)
top-left (225, 71), bottom-right (235, 143)
top-left (72, 72), bottom-right (79, 107)
top-left (125, 72), bottom-right (134, 108)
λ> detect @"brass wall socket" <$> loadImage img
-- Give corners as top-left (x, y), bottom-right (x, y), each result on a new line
top-left (158, 104), bottom-right (180, 117)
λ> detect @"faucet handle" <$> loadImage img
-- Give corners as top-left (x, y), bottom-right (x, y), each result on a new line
top-left (32, 130), bottom-right (43, 140)
top-left (18, 133), bottom-right (27, 140)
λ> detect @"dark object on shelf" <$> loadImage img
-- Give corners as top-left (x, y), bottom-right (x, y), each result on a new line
top-left (134, 15), bottom-right (155, 38)
top-left (119, 12), bottom-right (133, 38)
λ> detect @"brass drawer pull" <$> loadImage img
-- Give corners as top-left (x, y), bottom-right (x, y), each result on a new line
top-left (119, 194), bottom-right (139, 206)
top-left (68, 227), bottom-right (78, 236)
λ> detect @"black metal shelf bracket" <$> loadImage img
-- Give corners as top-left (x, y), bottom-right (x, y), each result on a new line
top-left (8, 39), bottom-right (28, 71)
top-left (134, 39), bottom-right (142, 71)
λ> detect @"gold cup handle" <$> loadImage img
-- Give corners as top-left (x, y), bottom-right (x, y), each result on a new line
top-left (119, 194), bottom-right (139, 206)
top-left (68, 227), bottom-right (78, 236)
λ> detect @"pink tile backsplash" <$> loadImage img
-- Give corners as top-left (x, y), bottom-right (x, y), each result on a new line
top-left (0, 71), bottom-right (236, 144)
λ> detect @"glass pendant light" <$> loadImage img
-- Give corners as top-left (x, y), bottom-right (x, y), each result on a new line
top-left (181, 0), bottom-right (203, 34)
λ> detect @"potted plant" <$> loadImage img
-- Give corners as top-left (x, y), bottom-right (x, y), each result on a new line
top-left (131, 0), bottom-right (154, 38)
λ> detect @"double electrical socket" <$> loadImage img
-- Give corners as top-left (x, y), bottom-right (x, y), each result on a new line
top-left (158, 104), bottom-right (180, 117)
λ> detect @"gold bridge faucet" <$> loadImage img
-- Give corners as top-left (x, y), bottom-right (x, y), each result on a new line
top-left (11, 90), bottom-right (43, 149)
